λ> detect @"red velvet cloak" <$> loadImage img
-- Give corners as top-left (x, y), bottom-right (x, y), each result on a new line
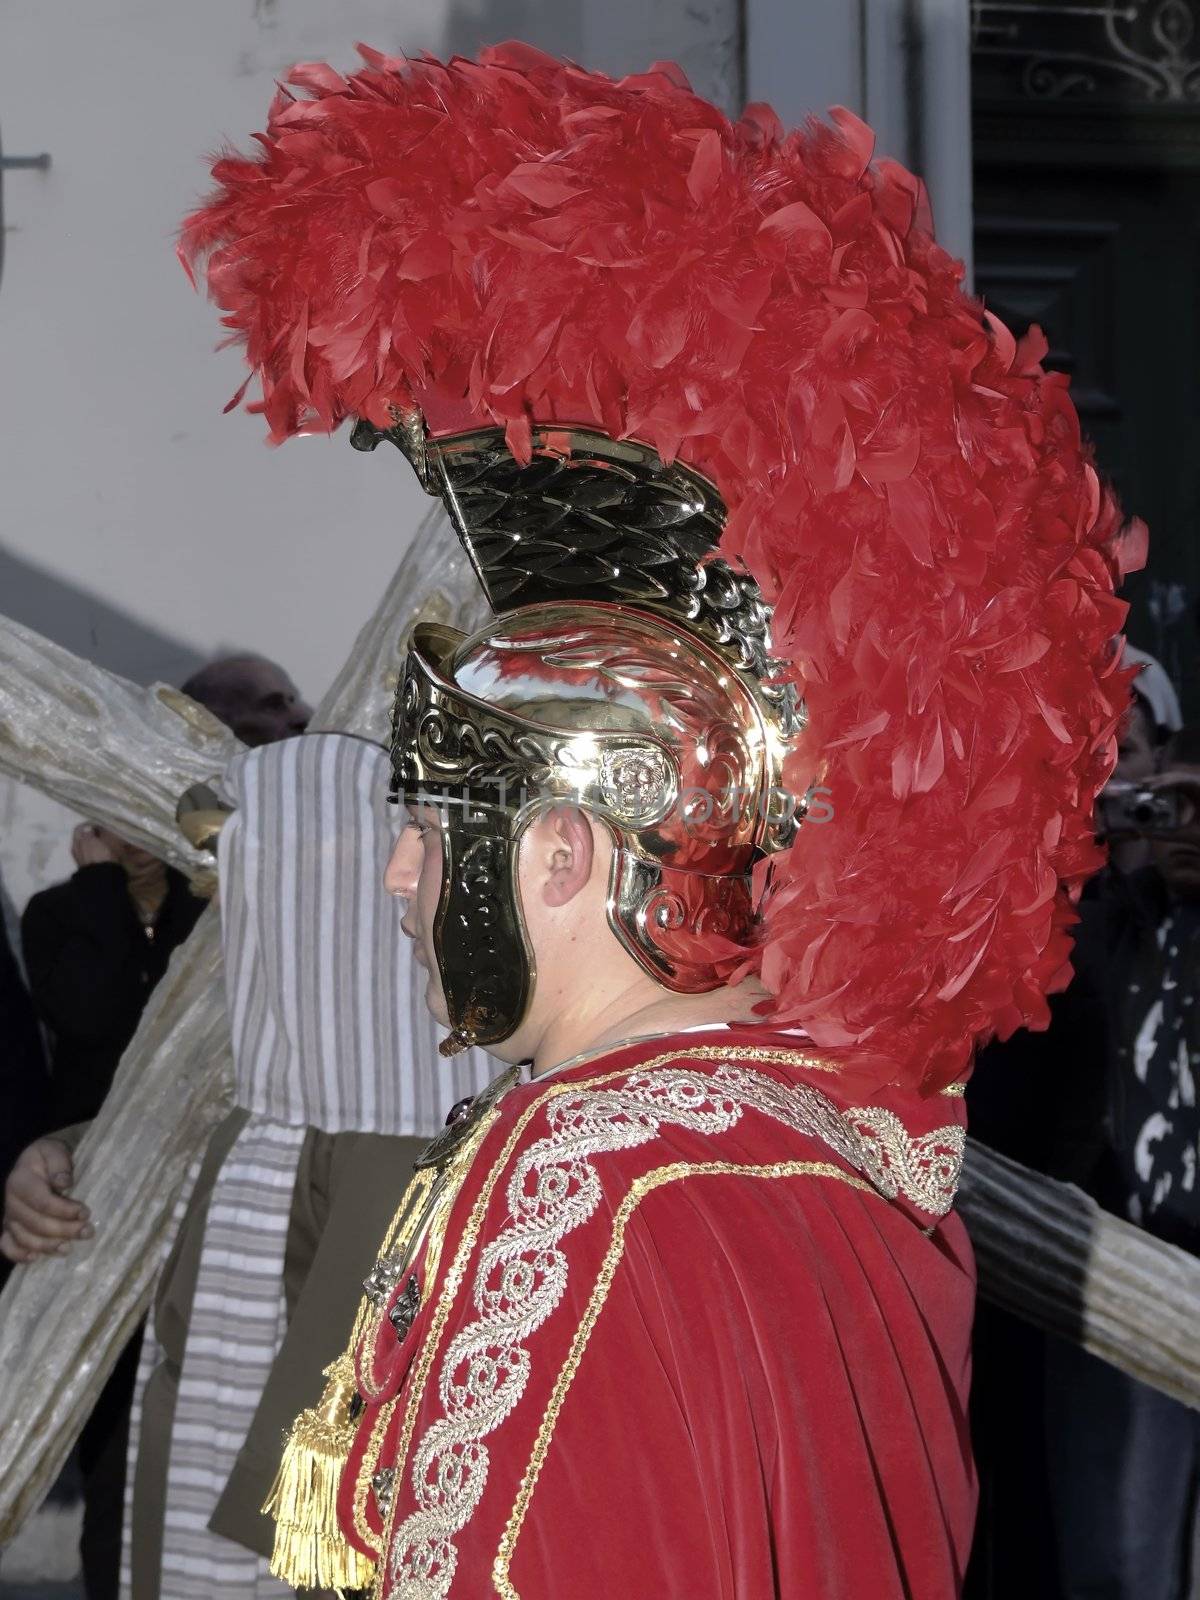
top-left (339, 1030), bottom-right (976, 1598)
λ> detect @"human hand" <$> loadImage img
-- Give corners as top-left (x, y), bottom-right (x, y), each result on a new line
top-left (0, 1139), bottom-right (94, 1263)
top-left (71, 823), bottom-right (122, 868)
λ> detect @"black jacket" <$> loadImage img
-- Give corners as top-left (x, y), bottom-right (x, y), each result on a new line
top-left (0, 910), bottom-right (49, 1183)
top-left (971, 866), bottom-right (1200, 1252)
top-left (21, 863), bottom-right (204, 1127)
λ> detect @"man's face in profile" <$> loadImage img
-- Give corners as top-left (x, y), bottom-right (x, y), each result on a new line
top-left (385, 805), bottom-right (451, 1027)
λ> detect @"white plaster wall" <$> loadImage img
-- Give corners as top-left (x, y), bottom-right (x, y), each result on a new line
top-left (0, 0), bottom-right (968, 914)
top-left (0, 0), bottom-right (738, 912)
top-left (745, 0), bottom-right (974, 276)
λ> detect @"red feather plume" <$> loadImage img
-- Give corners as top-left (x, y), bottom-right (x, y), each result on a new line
top-left (180, 42), bottom-right (1144, 1092)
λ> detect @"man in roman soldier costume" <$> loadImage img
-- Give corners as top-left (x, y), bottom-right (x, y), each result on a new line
top-left (181, 42), bottom-right (1143, 1598)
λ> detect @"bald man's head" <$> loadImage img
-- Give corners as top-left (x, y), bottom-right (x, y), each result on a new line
top-left (182, 655), bottom-right (312, 746)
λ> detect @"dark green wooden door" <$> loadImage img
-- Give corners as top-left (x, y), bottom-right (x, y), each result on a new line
top-left (967, 12), bottom-right (1200, 1598)
top-left (973, 2), bottom-right (1200, 719)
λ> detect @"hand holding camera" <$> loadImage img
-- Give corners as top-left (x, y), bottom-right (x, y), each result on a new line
top-left (1100, 772), bottom-right (1200, 840)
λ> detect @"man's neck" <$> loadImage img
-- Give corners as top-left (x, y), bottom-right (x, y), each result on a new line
top-left (528, 976), bottom-right (771, 1078)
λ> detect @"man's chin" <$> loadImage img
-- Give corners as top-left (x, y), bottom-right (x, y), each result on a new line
top-left (424, 978), bottom-right (451, 1028)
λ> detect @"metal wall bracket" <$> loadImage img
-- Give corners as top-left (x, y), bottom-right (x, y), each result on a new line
top-left (0, 120), bottom-right (52, 292)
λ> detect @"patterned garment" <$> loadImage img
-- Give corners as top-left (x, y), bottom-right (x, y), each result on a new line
top-left (1115, 900), bottom-right (1200, 1241)
top-left (121, 732), bottom-right (494, 1600)
top-left (337, 1030), bottom-right (975, 1600)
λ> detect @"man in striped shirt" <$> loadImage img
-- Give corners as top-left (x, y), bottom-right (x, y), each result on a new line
top-left (3, 732), bottom-right (493, 1600)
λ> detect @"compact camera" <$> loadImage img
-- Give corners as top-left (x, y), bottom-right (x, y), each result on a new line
top-left (1100, 781), bottom-right (1188, 836)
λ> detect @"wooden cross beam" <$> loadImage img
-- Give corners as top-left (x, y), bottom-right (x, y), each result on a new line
top-left (959, 1137), bottom-right (1200, 1408)
top-left (0, 620), bottom-right (239, 873)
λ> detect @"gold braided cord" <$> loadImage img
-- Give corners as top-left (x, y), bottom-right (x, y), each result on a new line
top-left (492, 1158), bottom-right (876, 1599)
top-left (636, 1043), bottom-right (840, 1074)
top-left (347, 1110), bottom-right (504, 1551)
top-left (379, 1067), bottom-right (680, 1593)
top-left (351, 1395), bottom-right (399, 1553)
top-left (355, 1166), bottom-right (437, 1405)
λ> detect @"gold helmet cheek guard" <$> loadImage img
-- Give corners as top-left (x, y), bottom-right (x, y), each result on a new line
top-left (391, 631), bottom-right (528, 1056)
top-left (431, 789), bottom-right (532, 1060)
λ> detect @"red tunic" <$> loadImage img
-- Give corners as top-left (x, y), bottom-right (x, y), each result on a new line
top-left (339, 1030), bottom-right (976, 1598)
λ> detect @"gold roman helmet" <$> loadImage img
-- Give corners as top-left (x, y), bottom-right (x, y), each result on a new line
top-left (353, 414), bottom-right (805, 1055)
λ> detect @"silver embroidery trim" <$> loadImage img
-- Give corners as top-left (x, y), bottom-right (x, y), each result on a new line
top-left (387, 1065), bottom-right (964, 1596)
top-left (710, 1065), bottom-right (966, 1221)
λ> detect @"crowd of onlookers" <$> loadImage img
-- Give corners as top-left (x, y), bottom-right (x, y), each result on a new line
top-left (969, 649), bottom-right (1200, 1600)
top-left (0, 654), bottom-right (310, 1600)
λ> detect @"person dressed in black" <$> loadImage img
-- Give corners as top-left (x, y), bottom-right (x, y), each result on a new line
top-left (16, 824), bottom-right (204, 1600)
top-left (22, 824), bottom-right (204, 1129)
top-left (0, 898), bottom-right (48, 1232)
top-left (3, 652), bottom-right (311, 1600)
top-left (1036, 725), bottom-right (1200, 1600)
top-left (970, 708), bottom-right (1200, 1600)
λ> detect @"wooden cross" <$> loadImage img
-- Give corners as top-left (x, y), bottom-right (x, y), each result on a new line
top-left (0, 512), bottom-right (485, 1534)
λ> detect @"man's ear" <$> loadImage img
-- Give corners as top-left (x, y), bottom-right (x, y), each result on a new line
top-left (541, 805), bottom-right (595, 908)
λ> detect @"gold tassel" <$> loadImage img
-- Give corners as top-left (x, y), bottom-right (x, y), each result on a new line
top-left (263, 1169), bottom-right (444, 1593)
top-left (262, 1353), bottom-right (376, 1592)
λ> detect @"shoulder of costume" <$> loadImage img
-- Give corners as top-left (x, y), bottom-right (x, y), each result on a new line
top-left (461, 1029), bottom-right (968, 1232)
top-left (332, 1026), bottom-right (970, 1577)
